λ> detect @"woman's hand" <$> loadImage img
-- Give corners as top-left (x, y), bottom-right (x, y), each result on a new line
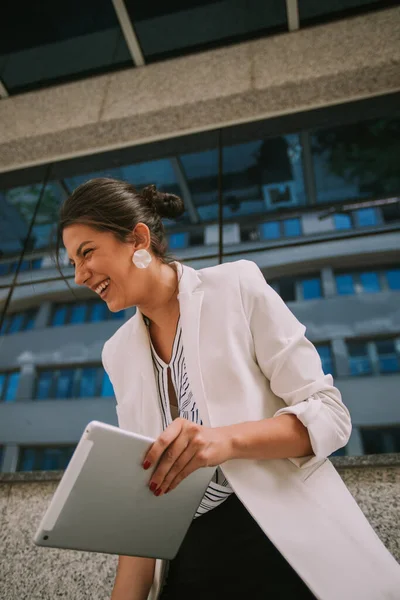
top-left (142, 418), bottom-right (233, 496)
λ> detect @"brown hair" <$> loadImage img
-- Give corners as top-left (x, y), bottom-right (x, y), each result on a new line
top-left (56, 177), bottom-right (185, 269)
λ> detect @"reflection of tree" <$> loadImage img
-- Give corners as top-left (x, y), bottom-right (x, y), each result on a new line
top-left (7, 184), bottom-right (60, 224)
top-left (249, 137), bottom-right (293, 184)
top-left (313, 119), bottom-right (400, 197)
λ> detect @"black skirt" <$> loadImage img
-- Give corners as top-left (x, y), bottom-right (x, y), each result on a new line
top-left (159, 494), bottom-right (317, 600)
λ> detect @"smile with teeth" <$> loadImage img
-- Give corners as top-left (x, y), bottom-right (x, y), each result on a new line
top-left (95, 278), bottom-right (110, 296)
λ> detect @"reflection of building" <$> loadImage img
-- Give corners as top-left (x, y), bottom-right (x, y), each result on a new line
top-left (0, 4), bottom-right (400, 472)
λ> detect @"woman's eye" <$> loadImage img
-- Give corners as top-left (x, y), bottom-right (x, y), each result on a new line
top-left (83, 249), bottom-right (93, 258)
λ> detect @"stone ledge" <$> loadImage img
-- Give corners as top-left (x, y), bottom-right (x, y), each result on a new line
top-left (1, 453), bottom-right (399, 482)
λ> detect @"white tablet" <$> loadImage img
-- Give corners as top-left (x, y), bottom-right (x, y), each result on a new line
top-left (33, 420), bottom-right (216, 559)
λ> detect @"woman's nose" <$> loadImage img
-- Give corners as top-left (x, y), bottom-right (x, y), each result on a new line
top-left (74, 264), bottom-right (90, 286)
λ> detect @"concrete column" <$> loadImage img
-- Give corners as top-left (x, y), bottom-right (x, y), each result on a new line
top-left (1, 443), bottom-right (19, 472)
top-left (368, 341), bottom-right (380, 376)
top-left (34, 301), bottom-right (52, 329)
top-left (321, 267), bottom-right (336, 298)
top-left (331, 338), bottom-right (349, 378)
top-left (16, 363), bottom-right (36, 401)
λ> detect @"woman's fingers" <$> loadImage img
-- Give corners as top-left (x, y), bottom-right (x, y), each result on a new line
top-left (148, 434), bottom-right (193, 494)
top-left (151, 445), bottom-right (200, 495)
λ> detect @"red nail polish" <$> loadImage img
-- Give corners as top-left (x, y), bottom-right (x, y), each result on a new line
top-left (155, 488), bottom-right (162, 497)
top-left (143, 461), bottom-right (151, 470)
top-left (149, 482), bottom-right (157, 492)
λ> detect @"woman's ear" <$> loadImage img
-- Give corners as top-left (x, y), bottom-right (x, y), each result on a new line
top-left (132, 222), bottom-right (151, 251)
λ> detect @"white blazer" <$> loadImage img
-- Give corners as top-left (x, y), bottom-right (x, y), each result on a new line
top-left (102, 260), bottom-right (400, 600)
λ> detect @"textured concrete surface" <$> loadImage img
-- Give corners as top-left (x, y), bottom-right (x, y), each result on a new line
top-left (0, 8), bottom-right (399, 172)
top-left (0, 461), bottom-right (399, 599)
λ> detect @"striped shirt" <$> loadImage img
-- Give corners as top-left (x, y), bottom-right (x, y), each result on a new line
top-left (145, 316), bottom-right (233, 518)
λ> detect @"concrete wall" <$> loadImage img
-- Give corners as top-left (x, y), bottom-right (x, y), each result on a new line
top-left (0, 8), bottom-right (399, 173)
top-left (0, 461), bottom-right (399, 599)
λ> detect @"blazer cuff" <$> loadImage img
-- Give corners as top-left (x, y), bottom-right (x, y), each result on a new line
top-left (274, 395), bottom-right (332, 469)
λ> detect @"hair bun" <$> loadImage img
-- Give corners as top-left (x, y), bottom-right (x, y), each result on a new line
top-left (142, 184), bottom-right (185, 220)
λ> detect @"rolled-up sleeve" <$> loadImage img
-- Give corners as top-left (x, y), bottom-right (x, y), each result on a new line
top-left (238, 260), bottom-right (352, 468)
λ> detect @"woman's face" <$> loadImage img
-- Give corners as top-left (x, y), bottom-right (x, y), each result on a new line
top-left (63, 224), bottom-right (147, 312)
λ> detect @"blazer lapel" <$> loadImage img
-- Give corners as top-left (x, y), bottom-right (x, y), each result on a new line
top-left (178, 264), bottom-right (211, 428)
top-left (128, 312), bottom-right (163, 439)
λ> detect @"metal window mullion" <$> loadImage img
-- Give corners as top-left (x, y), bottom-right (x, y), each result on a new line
top-left (111, 0), bottom-right (145, 67)
top-left (300, 131), bottom-right (317, 205)
top-left (285, 0), bottom-right (300, 31)
top-left (378, 270), bottom-right (389, 292)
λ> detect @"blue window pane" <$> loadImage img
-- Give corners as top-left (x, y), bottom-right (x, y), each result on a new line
top-left (111, 310), bottom-right (125, 321)
top-left (70, 302), bottom-right (87, 324)
top-left (18, 260), bottom-right (30, 272)
top-left (56, 370), bottom-right (74, 399)
top-left (360, 272), bottom-right (380, 293)
top-left (316, 345), bottom-right (334, 375)
top-left (79, 368), bottom-right (98, 397)
top-left (8, 313), bottom-right (24, 334)
top-left (355, 208), bottom-right (378, 227)
top-left (90, 301), bottom-right (108, 323)
top-left (24, 311), bottom-right (36, 331)
top-left (386, 269), bottom-right (400, 290)
top-left (336, 274), bottom-right (355, 295)
top-left (101, 371), bottom-right (114, 397)
top-left (19, 448), bottom-right (36, 471)
top-left (36, 371), bottom-right (53, 400)
top-left (302, 278), bottom-right (322, 300)
top-left (379, 356), bottom-right (400, 373)
top-left (259, 221), bottom-right (280, 239)
top-left (42, 448), bottom-right (74, 471)
top-left (0, 316), bottom-right (9, 335)
top-left (349, 357), bottom-right (372, 376)
top-left (52, 305), bottom-right (67, 326)
top-left (168, 233), bottom-right (189, 250)
top-left (4, 372), bottom-right (20, 402)
top-left (0, 374), bottom-right (5, 399)
top-left (283, 218), bottom-right (301, 237)
top-left (0, 263), bottom-right (9, 276)
top-left (376, 340), bottom-right (399, 374)
top-left (334, 214), bottom-right (352, 230)
top-left (31, 258), bottom-right (42, 270)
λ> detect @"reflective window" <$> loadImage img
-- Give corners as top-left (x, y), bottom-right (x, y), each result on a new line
top-left (334, 214), bottom-right (352, 230)
top-left (36, 371), bottom-right (54, 400)
top-left (18, 446), bottom-right (76, 471)
top-left (361, 427), bottom-right (400, 455)
top-left (101, 371), bottom-right (114, 397)
top-left (70, 302), bottom-right (87, 324)
top-left (375, 340), bottom-right (399, 374)
top-left (359, 272), bottom-right (380, 293)
top-left (302, 278), bottom-right (322, 300)
top-left (283, 218), bottom-right (302, 237)
top-left (336, 274), bottom-right (355, 295)
top-left (259, 221), bottom-right (280, 240)
top-left (79, 368), bottom-right (98, 398)
top-left (354, 208), bottom-right (378, 228)
top-left (386, 269), bottom-right (400, 290)
top-left (1, 1), bottom-right (132, 94)
top-left (168, 232), bottom-right (189, 250)
top-left (51, 304), bottom-right (68, 327)
top-left (312, 119), bottom-right (400, 205)
top-left (55, 369), bottom-right (75, 399)
top-left (1, 372), bottom-right (20, 402)
top-left (315, 344), bottom-right (334, 376)
top-left (299, 0), bottom-right (389, 25)
top-left (0, 309), bottom-right (37, 335)
top-left (129, 0), bottom-right (287, 62)
top-left (90, 302), bottom-right (109, 322)
top-left (276, 278), bottom-right (296, 303)
top-left (348, 342), bottom-right (372, 376)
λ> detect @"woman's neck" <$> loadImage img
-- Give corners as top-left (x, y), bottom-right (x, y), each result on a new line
top-left (138, 262), bottom-right (180, 328)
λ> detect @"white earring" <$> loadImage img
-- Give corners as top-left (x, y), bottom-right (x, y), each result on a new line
top-left (132, 249), bottom-right (152, 269)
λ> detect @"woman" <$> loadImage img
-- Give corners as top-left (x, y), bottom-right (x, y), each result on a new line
top-left (59, 178), bottom-right (400, 600)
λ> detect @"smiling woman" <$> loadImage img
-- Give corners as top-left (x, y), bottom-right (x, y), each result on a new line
top-left (57, 178), bottom-right (185, 312)
top-left (55, 176), bottom-right (400, 600)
